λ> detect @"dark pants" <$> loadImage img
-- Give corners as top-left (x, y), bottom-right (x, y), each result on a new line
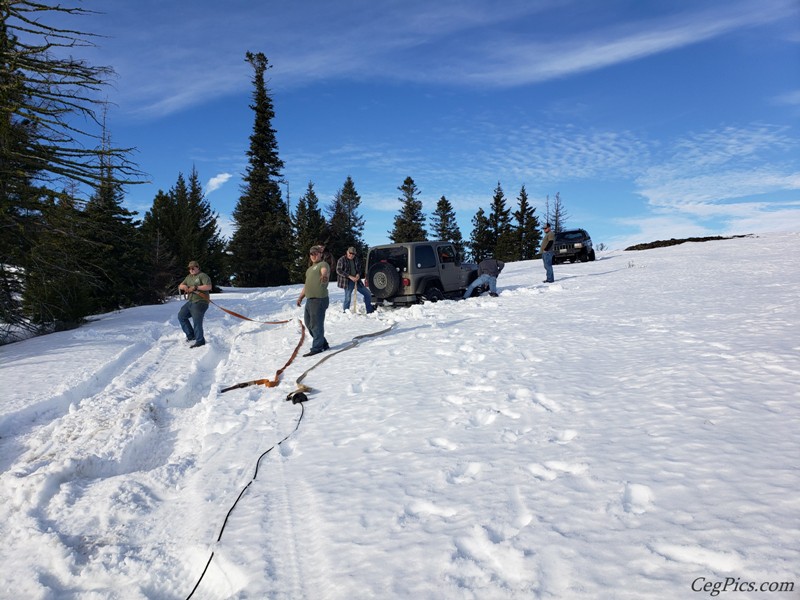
top-left (542, 251), bottom-right (555, 283)
top-left (304, 296), bottom-right (329, 352)
top-left (178, 301), bottom-right (209, 343)
top-left (343, 279), bottom-right (374, 313)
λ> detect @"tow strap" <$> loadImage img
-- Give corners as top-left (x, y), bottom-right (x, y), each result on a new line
top-left (185, 321), bottom-right (397, 599)
top-left (220, 321), bottom-right (306, 392)
top-left (190, 290), bottom-right (292, 325)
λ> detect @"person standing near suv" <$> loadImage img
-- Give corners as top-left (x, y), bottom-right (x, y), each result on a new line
top-left (297, 245), bottom-right (331, 356)
top-left (541, 223), bottom-right (555, 283)
top-left (336, 246), bottom-right (374, 313)
top-left (463, 257), bottom-right (505, 299)
top-left (178, 261), bottom-right (213, 348)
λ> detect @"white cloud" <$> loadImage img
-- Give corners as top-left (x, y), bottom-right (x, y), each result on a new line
top-left (206, 173), bottom-right (233, 194)
top-left (773, 89), bottom-right (800, 106)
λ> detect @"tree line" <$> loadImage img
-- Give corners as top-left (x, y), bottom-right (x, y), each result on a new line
top-left (1, 2), bottom-right (565, 342)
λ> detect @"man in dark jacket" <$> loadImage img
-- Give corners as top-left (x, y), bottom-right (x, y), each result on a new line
top-left (541, 223), bottom-right (555, 283)
top-left (463, 257), bottom-right (505, 299)
top-left (336, 247), bottom-right (374, 313)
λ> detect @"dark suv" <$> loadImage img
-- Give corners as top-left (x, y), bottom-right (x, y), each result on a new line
top-left (366, 241), bottom-right (478, 305)
top-left (553, 228), bottom-right (596, 264)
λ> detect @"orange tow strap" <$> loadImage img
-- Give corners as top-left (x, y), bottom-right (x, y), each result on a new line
top-left (220, 321), bottom-right (306, 393)
top-left (190, 291), bottom-right (291, 325)
top-left (181, 291), bottom-right (305, 391)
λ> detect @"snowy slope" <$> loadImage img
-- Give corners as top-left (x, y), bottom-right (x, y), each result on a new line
top-left (1, 233), bottom-right (798, 599)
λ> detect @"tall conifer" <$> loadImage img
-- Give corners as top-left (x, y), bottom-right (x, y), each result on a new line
top-left (469, 207), bottom-right (492, 262)
top-left (228, 52), bottom-right (290, 286)
top-left (291, 182), bottom-right (327, 282)
top-left (513, 185), bottom-right (540, 260)
top-left (389, 176), bottom-right (427, 243)
top-left (327, 176), bottom-right (366, 259)
top-left (488, 182), bottom-right (516, 261)
top-left (431, 195), bottom-right (464, 257)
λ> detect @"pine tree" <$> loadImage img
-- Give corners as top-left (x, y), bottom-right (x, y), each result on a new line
top-left (81, 153), bottom-right (146, 313)
top-left (430, 195), bottom-right (464, 257)
top-left (185, 168), bottom-right (227, 288)
top-left (389, 176), bottom-right (427, 243)
top-left (469, 207), bottom-right (493, 262)
top-left (227, 52), bottom-right (291, 287)
top-left (1, 2), bottom-right (142, 337)
top-left (327, 176), bottom-right (366, 260)
top-left (488, 182), bottom-right (516, 261)
top-left (141, 168), bottom-right (226, 298)
top-left (513, 185), bottom-right (540, 260)
top-left (22, 193), bottom-right (95, 328)
top-left (291, 182), bottom-right (327, 282)
top-left (544, 192), bottom-right (569, 233)
top-left (140, 189), bottom-right (180, 300)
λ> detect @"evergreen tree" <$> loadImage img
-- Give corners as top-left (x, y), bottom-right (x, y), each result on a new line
top-left (22, 193), bottom-right (93, 328)
top-left (327, 176), bottom-right (366, 260)
top-left (544, 192), bottom-right (569, 233)
top-left (140, 189), bottom-right (180, 300)
top-left (185, 168), bottom-right (227, 289)
top-left (81, 153), bottom-right (147, 313)
top-left (291, 181), bottom-right (327, 282)
top-left (227, 52), bottom-right (291, 287)
top-left (513, 185), bottom-right (541, 260)
top-left (430, 195), bottom-right (464, 257)
top-left (1, 2), bottom-right (142, 338)
top-left (389, 176), bottom-right (427, 243)
top-left (488, 182), bottom-right (516, 261)
top-left (468, 207), bottom-right (493, 262)
top-left (141, 168), bottom-right (227, 298)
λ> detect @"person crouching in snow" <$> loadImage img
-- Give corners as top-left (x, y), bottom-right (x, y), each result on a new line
top-left (463, 257), bottom-right (505, 299)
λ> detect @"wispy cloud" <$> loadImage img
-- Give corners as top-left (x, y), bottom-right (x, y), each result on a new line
top-left (446, 1), bottom-right (797, 86)
top-left (76, 0), bottom-right (797, 119)
top-left (773, 89), bottom-right (800, 106)
top-left (206, 173), bottom-right (233, 194)
top-left (637, 125), bottom-right (799, 209)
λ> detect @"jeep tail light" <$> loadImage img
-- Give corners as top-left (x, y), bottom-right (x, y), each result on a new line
top-left (402, 277), bottom-right (411, 287)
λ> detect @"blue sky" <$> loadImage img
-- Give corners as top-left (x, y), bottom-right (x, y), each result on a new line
top-left (66, 0), bottom-right (800, 250)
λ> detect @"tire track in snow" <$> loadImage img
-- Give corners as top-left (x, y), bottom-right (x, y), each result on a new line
top-left (0, 330), bottom-right (230, 584)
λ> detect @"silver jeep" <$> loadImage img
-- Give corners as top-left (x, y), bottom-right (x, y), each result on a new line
top-left (366, 241), bottom-right (478, 305)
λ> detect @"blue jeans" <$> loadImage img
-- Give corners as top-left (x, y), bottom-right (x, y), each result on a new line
top-left (463, 274), bottom-right (497, 299)
top-left (178, 301), bottom-right (209, 343)
top-left (304, 296), bottom-right (329, 352)
top-left (343, 279), bottom-right (374, 313)
top-left (542, 251), bottom-right (554, 282)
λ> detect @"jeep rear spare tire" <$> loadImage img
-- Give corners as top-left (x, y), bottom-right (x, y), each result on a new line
top-left (368, 263), bottom-right (401, 299)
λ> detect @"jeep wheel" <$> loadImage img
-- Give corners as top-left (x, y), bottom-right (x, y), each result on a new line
top-left (589, 249), bottom-right (596, 261)
top-left (368, 263), bottom-right (400, 300)
top-left (424, 284), bottom-right (445, 302)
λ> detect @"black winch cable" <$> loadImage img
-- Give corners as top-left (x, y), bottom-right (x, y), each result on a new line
top-left (185, 322), bottom-right (397, 599)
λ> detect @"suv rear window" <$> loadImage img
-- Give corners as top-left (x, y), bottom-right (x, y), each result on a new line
top-left (370, 246), bottom-right (409, 272)
top-left (414, 245), bottom-right (436, 269)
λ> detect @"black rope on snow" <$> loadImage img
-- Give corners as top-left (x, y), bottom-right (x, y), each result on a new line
top-left (185, 323), bottom-right (396, 599)
top-left (185, 402), bottom-right (306, 600)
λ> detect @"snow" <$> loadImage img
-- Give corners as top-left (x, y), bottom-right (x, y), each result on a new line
top-left (1, 233), bottom-right (798, 599)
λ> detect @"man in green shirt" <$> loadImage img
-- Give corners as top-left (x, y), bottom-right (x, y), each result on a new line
top-left (178, 260), bottom-right (212, 348)
top-left (296, 245), bottom-right (330, 356)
